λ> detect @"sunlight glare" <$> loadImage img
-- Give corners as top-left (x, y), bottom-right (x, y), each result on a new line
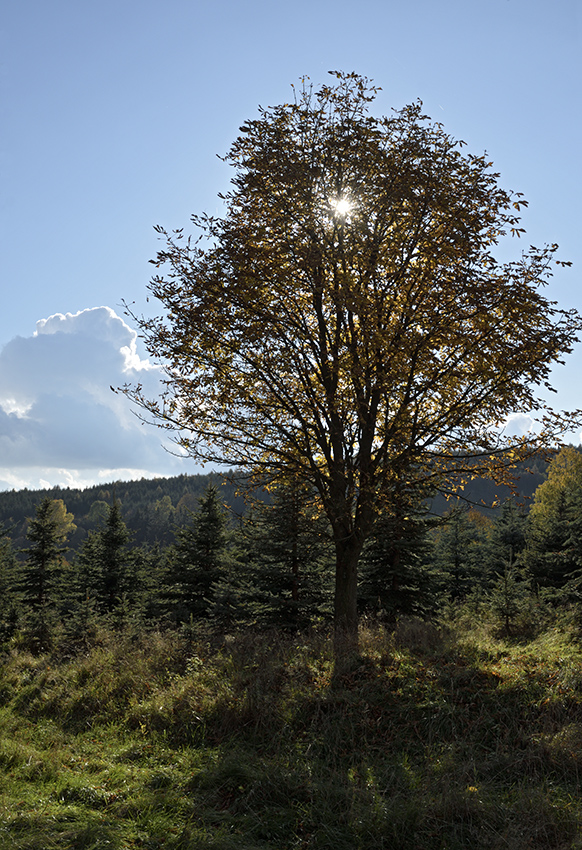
top-left (330, 196), bottom-right (353, 217)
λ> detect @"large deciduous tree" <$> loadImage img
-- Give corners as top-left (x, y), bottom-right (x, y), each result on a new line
top-left (124, 73), bottom-right (582, 651)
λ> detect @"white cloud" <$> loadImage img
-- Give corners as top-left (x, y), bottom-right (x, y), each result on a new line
top-left (502, 412), bottom-right (535, 437)
top-left (0, 306), bottom-right (201, 491)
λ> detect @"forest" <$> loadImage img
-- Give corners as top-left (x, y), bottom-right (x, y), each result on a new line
top-left (0, 446), bottom-right (575, 650)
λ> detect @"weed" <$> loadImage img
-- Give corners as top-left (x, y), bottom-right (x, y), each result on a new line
top-left (1, 617), bottom-right (582, 847)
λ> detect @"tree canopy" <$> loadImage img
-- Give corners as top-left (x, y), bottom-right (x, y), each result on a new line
top-left (124, 72), bottom-right (582, 647)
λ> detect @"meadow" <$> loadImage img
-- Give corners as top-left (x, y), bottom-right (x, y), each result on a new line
top-left (2, 610), bottom-right (582, 849)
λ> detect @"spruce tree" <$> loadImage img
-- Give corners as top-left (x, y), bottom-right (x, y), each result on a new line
top-left (525, 489), bottom-right (576, 594)
top-left (487, 500), bottom-right (531, 634)
top-left (164, 484), bottom-right (230, 621)
top-left (359, 503), bottom-right (438, 620)
top-left (524, 447), bottom-right (582, 594)
top-left (434, 507), bottom-right (492, 601)
top-left (77, 500), bottom-right (132, 614)
top-left (220, 481), bottom-right (333, 631)
top-left (563, 485), bottom-right (582, 600)
top-left (20, 498), bottom-right (68, 611)
top-left (0, 525), bottom-right (19, 642)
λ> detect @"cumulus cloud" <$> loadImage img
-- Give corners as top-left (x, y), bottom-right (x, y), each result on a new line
top-left (0, 307), bottom-right (200, 490)
top-left (502, 412), bottom-right (535, 437)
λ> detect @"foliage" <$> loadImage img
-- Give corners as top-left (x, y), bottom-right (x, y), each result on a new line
top-left (525, 447), bottom-right (582, 593)
top-left (76, 500), bottom-right (132, 614)
top-left (0, 525), bottom-right (19, 644)
top-left (0, 472), bottom-right (244, 554)
top-left (164, 484), bottom-right (232, 621)
top-left (433, 507), bottom-right (493, 601)
top-left (3, 451), bottom-right (582, 648)
top-left (485, 500), bottom-right (532, 634)
top-left (529, 447), bottom-right (582, 526)
top-left (210, 480), bottom-right (334, 631)
top-left (20, 498), bottom-right (69, 611)
top-left (359, 492), bottom-right (440, 620)
top-left (124, 72), bottom-right (582, 646)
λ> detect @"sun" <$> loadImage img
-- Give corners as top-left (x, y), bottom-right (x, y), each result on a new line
top-left (329, 196), bottom-right (353, 217)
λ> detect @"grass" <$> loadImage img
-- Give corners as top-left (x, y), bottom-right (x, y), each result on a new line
top-left (1, 614), bottom-right (582, 848)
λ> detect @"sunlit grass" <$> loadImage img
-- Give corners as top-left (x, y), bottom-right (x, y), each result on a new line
top-left (1, 614), bottom-right (582, 847)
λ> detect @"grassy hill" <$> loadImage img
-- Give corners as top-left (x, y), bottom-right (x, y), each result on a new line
top-left (2, 610), bottom-right (582, 848)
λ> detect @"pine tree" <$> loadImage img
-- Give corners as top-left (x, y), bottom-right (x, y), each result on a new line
top-left (524, 447), bottom-right (582, 594)
top-left (433, 507), bottom-right (492, 601)
top-left (563, 485), bottom-right (582, 595)
top-left (359, 502), bottom-right (438, 621)
top-left (77, 500), bottom-right (132, 614)
top-left (525, 489), bottom-right (576, 594)
top-left (164, 484), bottom-right (230, 621)
top-left (488, 554), bottom-right (531, 636)
top-left (20, 498), bottom-right (68, 611)
top-left (0, 525), bottom-right (19, 642)
top-left (207, 522), bottom-right (258, 631)
top-left (487, 500), bottom-right (531, 634)
top-left (489, 500), bottom-right (528, 563)
top-left (222, 481), bottom-right (333, 631)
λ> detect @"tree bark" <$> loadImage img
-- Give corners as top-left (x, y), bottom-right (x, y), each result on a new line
top-left (333, 534), bottom-right (364, 664)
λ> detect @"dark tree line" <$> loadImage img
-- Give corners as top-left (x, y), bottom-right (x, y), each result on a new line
top-left (2, 446), bottom-right (582, 652)
top-left (0, 472), bottom-right (246, 553)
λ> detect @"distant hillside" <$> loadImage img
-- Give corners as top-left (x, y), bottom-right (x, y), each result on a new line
top-left (0, 452), bottom-right (553, 555)
top-left (0, 472), bottom-right (247, 553)
top-left (429, 453), bottom-right (551, 516)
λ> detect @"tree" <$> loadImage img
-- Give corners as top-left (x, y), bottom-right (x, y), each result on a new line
top-left (434, 507), bottom-right (491, 601)
top-left (486, 500), bottom-right (531, 634)
top-left (230, 479), bottom-right (333, 630)
top-left (528, 447), bottom-right (582, 530)
top-left (48, 498), bottom-right (77, 540)
top-left (164, 484), bottom-right (230, 620)
top-left (359, 492), bottom-right (438, 621)
top-left (524, 447), bottom-right (582, 594)
top-left (124, 72), bottom-right (582, 653)
top-left (77, 500), bottom-right (132, 614)
top-left (20, 498), bottom-right (69, 611)
top-left (0, 524), bottom-right (19, 642)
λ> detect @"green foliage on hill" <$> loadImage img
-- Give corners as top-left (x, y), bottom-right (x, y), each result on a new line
top-left (5, 448), bottom-right (582, 648)
top-left (0, 472), bottom-right (245, 553)
top-left (3, 451), bottom-right (582, 845)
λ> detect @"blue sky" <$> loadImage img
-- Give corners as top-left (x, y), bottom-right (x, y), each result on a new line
top-left (1, 0), bottom-right (581, 490)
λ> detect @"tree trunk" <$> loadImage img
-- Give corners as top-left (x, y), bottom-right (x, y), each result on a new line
top-left (333, 535), bottom-right (363, 664)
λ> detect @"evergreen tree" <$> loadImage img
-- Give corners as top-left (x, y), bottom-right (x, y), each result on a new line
top-left (100, 500), bottom-right (131, 611)
top-left (526, 490), bottom-right (578, 593)
top-left (433, 507), bottom-right (492, 601)
top-left (20, 498), bottom-right (68, 610)
top-left (359, 500), bottom-right (438, 620)
top-left (488, 560), bottom-right (530, 635)
top-left (77, 500), bottom-right (132, 614)
top-left (490, 500), bottom-right (528, 562)
top-left (132, 543), bottom-right (167, 623)
top-left (164, 484), bottom-right (230, 621)
top-left (217, 481), bottom-right (333, 631)
top-left (523, 447), bottom-right (582, 594)
top-left (563, 485), bottom-right (582, 598)
top-left (0, 524), bottom-right (19, 642)
top-left (486, 500), bottom-right (531, 634)
top-left (208, 522), bottom-right (258, 631)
